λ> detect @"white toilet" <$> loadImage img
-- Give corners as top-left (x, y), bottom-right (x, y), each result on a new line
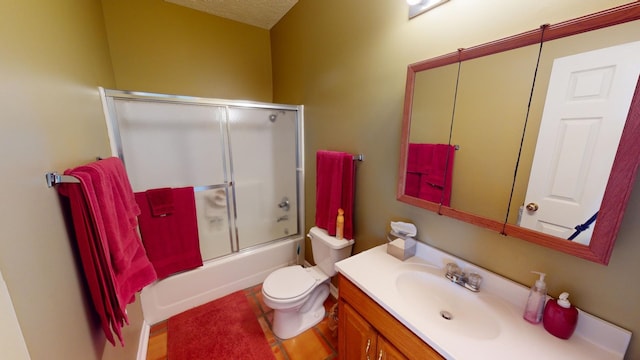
top-left (262, 226), bottom-right (355, 339)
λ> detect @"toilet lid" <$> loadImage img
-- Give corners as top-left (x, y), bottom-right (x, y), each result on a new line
top-left (263, 266), bottom-right (317, 300)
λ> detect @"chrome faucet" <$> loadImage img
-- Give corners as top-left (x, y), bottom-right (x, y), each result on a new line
top-left (445, 262), bottom-right (482, 292)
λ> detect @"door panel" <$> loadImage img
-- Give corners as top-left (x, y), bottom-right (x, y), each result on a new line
top-left (521, 41), bottom-right (640, 244)
top-left (378, 337), bottom-right (408, 360)
top-left (228, 108), bottom-right (299, 249)
top-left (339, 302), bottom-right (377, 360)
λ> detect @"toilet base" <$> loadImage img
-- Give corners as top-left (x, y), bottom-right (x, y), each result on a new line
top-left (271, 283), bottom-right (330, 339)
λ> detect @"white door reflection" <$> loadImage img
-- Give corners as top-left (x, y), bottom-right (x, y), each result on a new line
top-left (521, 41), bottom-right (640, 245)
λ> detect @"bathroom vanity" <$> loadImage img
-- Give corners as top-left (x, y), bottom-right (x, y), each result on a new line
top-left (335, 242), bottom-right (631, 359)
top-left (338, 273), bottom-right (443, 359)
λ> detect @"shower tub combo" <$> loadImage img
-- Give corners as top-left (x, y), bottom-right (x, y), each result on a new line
top-left (100, 89), bottom-right (305, 324)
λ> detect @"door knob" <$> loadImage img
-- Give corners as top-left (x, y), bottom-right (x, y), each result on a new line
top-left (526, 202), bottom-right (539, 211)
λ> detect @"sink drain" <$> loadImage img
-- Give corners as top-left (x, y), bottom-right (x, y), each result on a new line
top-left (440, 310), bottom-right (453, 320)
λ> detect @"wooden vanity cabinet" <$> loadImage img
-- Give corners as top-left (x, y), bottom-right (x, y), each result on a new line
top-left (338, 274), bottom-right (444, 360)
top-left (341, 302), bottom-right (407, 360)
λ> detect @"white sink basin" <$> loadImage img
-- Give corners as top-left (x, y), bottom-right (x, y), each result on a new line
top-left (395, 264), bottom-right (502, 340)
top-left (335, 244), bottom-right (631, 359)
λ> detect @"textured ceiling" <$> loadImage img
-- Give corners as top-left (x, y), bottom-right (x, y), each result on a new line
top-left (165, 0), bottom-right (298, 29)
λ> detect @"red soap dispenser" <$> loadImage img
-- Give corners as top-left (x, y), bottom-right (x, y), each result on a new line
top-left (543, 292), bottom-right (579, 339)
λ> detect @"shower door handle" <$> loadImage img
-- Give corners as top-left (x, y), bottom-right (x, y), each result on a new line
top-left (278, 197), bottom-right (290, 211)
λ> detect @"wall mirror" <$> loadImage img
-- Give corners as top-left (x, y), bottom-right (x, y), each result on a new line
top-left (397, 3), bottom-right (640, 265)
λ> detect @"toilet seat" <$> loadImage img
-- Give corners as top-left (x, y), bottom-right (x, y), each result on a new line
top-left (263, 266), bottom-right (318, 300)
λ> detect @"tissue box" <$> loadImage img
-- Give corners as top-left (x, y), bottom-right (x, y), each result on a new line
top-left (387, 238), bottom-right (416, 261)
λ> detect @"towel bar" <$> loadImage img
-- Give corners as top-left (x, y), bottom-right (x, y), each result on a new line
top-left (46, 173), bottom-right (234, 192)
top-left (45, 157), bottom-right (105, 187)
top-left (45, 172), bottom-right (79, 188)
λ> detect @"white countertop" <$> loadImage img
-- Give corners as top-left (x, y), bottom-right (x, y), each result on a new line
top-left (335, 243), bottom-right (631, 360)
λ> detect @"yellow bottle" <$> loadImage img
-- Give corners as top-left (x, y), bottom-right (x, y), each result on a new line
top-left (336, 208), bottom-right (345, 240)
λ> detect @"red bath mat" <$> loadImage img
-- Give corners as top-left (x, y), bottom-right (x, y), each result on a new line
top-left (167, 291), bottom-right (275, 360)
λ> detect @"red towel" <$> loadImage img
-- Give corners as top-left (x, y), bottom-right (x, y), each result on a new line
top-left (407, 143), bottom-right (455, 206)
top-left (61, 183), bottom-right (119, 345)
top-left (407, 143), bottom-right (434, 174)
top-left (315, 151), bottom-right (356, 240)
top-left (135, 187), bottom-right (203, 280)
top-left (404, 172), bottom-right (421, 197)
top-left (58, 157), bottom-right (157, 346)
top-left (146, 187), bottom-right (175, 216)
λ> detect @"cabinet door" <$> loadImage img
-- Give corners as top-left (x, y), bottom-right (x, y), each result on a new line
top-left (339, 301), bottom-right (378, 360)
top-left (377, 337), bottom-right (408, 360)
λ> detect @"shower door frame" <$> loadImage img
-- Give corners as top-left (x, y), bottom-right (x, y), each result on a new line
top-left (99, 87), bottom-right (305, 260)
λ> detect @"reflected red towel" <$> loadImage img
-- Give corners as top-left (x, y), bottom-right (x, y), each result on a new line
top-left (407, 143), bottom-right (455, 206)
top-left (407, 143), bottom-right (434, 174)
top-left (146, 187), bottom-right (175, 216)
top-left (58, 157), bottom-right (157, 346)
top-left (405, 172), bottom-right (421, 197)
top-left (135, 187), bottom-right (203, 279)
top-left (315, 151), bottom-right (356, 240)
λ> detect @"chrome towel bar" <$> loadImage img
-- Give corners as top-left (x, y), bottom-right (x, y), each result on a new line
top-left (45, 172), bottom-right (79, 188)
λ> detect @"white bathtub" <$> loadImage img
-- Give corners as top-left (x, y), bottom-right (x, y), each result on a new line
top-left (139, 236), bottom-right (304, 324)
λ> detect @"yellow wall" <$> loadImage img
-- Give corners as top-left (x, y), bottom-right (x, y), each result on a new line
top-left (0, 1), bottom-right (276, 359)
top-left (3, 0), bottom-right (639, 358)
top-left (272, 0), bottom-right (640, 358)
top-left (101, 0), bottom-right (273, 101)
top-left (0, 0), bottom-right (116, 359)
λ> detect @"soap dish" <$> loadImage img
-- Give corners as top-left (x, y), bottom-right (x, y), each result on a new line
top-left (387, 238), bottom-right (416, 261)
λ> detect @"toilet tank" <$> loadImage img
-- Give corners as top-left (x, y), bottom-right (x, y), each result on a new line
top-left (308, 226), bottom-right (355, 276)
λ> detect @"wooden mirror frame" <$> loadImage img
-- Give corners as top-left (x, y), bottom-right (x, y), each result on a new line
top-left (397, 3), bottom-right (640, 265)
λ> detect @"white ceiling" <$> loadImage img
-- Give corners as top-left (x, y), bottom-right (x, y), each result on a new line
top-left (165, 0), bottom-right (298, 29)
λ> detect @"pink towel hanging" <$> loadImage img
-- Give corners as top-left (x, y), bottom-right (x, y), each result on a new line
top-left (315, 150), bottom-right (356, 240)
top-left (146, 187), bottom-right (175, 216)
top-left (407, 143), bottom-right (455, 206)
top-left (135, 187), bottom-right (203, 280)
top-left (58, 157), bottom-right (157, 346)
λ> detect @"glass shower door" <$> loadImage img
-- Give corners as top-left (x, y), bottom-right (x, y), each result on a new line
top-left (110, 99), bottom-right (234, 260)
top-left (227, 107), bottom-right (299, 250)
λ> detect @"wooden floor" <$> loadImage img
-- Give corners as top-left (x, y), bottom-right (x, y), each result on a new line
top-left (146, 284), bottom-right (339, 360)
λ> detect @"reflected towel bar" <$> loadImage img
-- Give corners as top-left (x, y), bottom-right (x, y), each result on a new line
top-left (353, 154), bottom-right (365, 161)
